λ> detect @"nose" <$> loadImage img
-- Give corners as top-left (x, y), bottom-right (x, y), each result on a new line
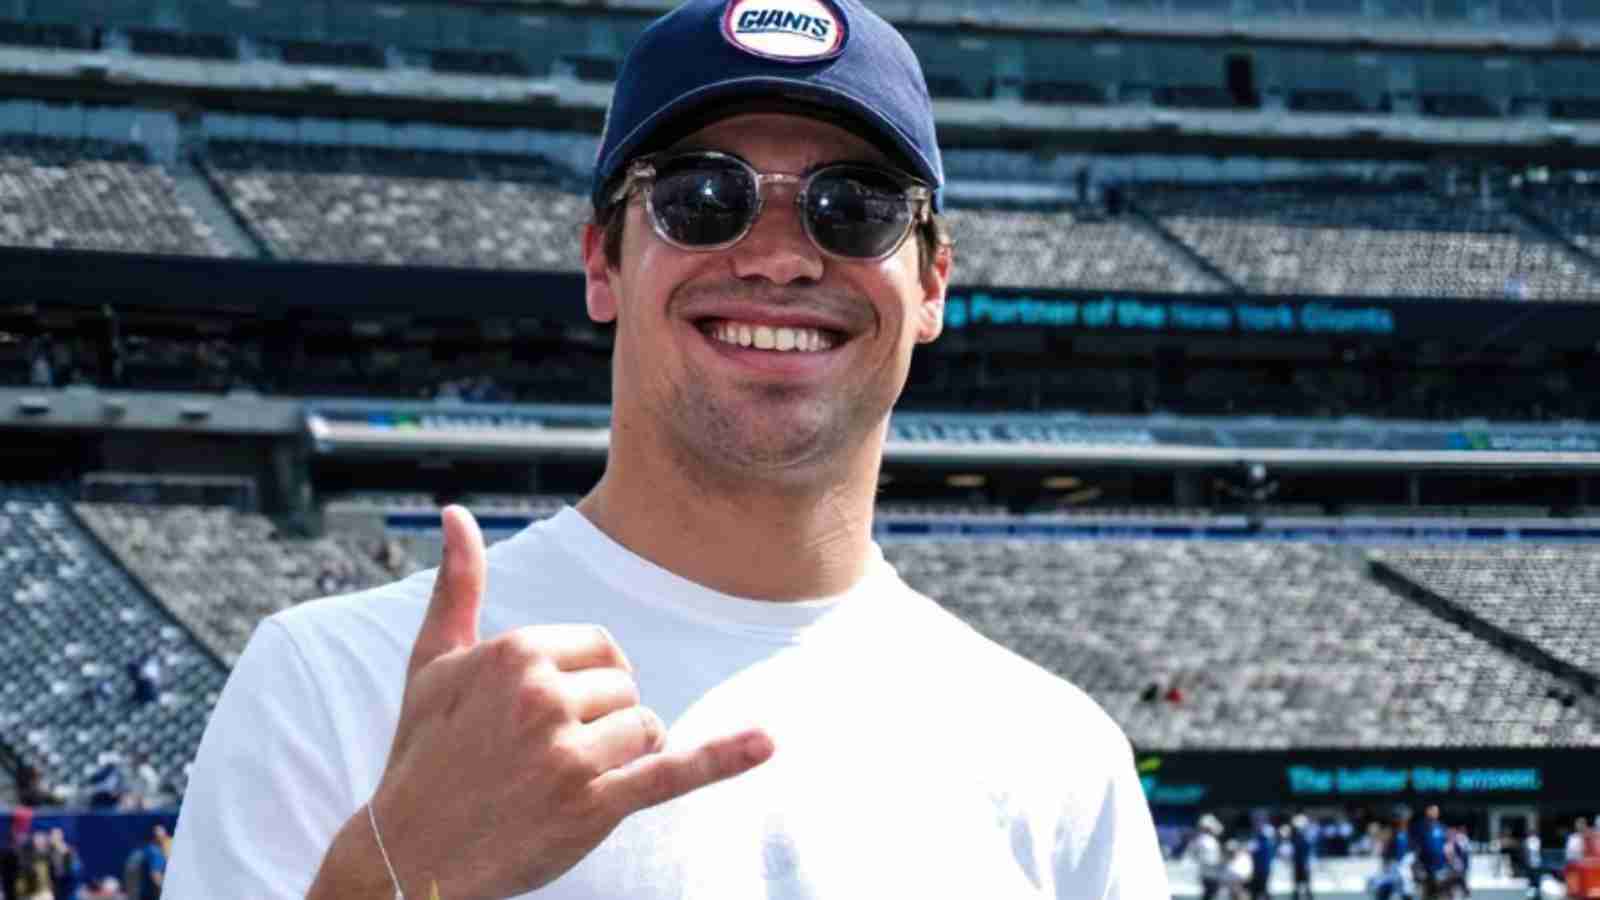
top-left (729, 189), bottom-right (825, 286)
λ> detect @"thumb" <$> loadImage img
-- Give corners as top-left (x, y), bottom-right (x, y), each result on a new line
top-left (408, 505), bottom-right (486, 679)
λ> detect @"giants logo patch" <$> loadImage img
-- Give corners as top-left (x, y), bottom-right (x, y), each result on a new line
top-left (722, 0), bottom-right (846, 62)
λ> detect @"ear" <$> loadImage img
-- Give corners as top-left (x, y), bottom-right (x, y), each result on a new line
top-left (582, 221), bottom-right (618, 324)
top-left (914, 243), bottom-right (952, 344)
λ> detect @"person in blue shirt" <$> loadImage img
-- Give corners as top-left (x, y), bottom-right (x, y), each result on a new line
top-left (1412, 804), bottom-right (1449, 896)
top-left (1376, 807), bottom-right (1414, 900)
top-left (136, 826), bottom-right (166, 900)
top-left (1250, 813), bottom-right (1278, 899)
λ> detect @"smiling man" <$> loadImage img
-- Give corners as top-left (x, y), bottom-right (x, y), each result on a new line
top-left (163, 1), bottom-right (1167, 898)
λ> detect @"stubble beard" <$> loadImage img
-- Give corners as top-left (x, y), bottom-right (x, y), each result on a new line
top-left (666, 375), bottom-right (888, 493)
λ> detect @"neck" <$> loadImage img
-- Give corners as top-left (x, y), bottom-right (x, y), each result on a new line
top-left (577, 422), bottom-right (882, 601)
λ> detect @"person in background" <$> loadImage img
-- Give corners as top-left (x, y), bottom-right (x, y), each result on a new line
top-left (1, 826), bottom-right (21, 900)
top-left (84, 757), bottom-right (125, 810)
top-left (1249, 812), bottom-right (1277, 899)
top-left (1444, 825), bottom-right (1471, 897)
top-left (1522, 828), bottom-right (1542, 899)
top-left (44, 830), bottom-right (79, 900)
top-left (1568, 817), bottom-right (1590, 866)
top-left (129, 828), bottom-right (164, 900)
top-left (1374, 811), bottom-right (1415, 900)
top-left (13, 831), bottom-right (53, 900)
top-left (1290, 812), bottom-right (1316, 899)
top-left (1413, 804), bottom-right (1448, 897)
top-left (1192, 813), bottom-right (1226, 900)
top-left (1225, 838), bottom-right (1255, 900)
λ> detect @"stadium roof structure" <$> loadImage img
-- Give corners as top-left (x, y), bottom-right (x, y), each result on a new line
top-left (3, 31), bottom-right (1599, 161)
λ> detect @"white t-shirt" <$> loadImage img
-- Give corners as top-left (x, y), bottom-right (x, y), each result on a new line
top-left (165, 507), bottom-right (1167, 899)
top-left (1191, 833), bottom-right (1223, 880)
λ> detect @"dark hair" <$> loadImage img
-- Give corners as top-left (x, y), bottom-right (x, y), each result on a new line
top-left (591, 197), bottom-right (951, 275)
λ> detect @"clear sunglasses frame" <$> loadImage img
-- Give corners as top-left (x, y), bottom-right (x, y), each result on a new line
top-left (609, 150), bottom-right (934, 261)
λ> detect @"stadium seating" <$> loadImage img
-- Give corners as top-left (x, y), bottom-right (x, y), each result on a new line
top-left (125, 27), bottom-right (237, 61)
top-left (276, 38), bottom-right (387, 70)
top-left (1374, 545), bottom-right (1600, 682)
top-left (883, 539), bottom-right (1600, 749)
top-left (75, 503), bottom-right (410, 666)
top-left (1136, 180), bottom-right (1600, 301)
top-left (1287, 89), bottom-right (1370, 113)
top-left (1420, 92), bottom-right (1501, 118)
top-left (0, 136), bottom-right (235, 257)
top-left (0, 486), bottom-right (226, 805)
top-left (1521, 181), bottom-right (1600, 260)
top-left (429, 49), bottom-right (530, 78)
top-left (0, 20), bottom-right (94, 51)
top-left (941, 203), bottom-right (1225, 293)
top-left (203, 141), bottom-right (588, 270)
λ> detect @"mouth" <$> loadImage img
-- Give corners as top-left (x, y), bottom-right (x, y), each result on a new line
top-left (694, 318), bottom-right (850, 354)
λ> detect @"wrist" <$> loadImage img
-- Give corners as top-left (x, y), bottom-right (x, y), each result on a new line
top-left (307, 806), bottom-right (405, 900)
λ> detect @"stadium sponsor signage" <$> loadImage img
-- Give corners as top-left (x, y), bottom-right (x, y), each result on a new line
top-left (5, 247), bottom-right (1596, 351)
top-left (943, 291), bottom-right (1396, 337)
top-left (1453, 431), bottom-right (1600, 453)
top-left (1285, 765), bottom-right (1542, 796)
top-left (938, 286), bottom-right (1600, 349)
top-left (1133, 750), bottom-right (1583, 807)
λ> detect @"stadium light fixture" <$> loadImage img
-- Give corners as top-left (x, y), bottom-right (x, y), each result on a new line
top-left (946, 474), bottom-right (987, 488)
top-left (1043, 476), bottom-right (1082, 490)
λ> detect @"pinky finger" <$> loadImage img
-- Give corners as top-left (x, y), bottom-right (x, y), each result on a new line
top-left (595, 728), bottom-right (775, 819)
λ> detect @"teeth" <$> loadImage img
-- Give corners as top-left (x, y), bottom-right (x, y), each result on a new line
top-left (709, 321), bottom-right (836, 353)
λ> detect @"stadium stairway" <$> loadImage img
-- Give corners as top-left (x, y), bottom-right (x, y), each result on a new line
top-left (1370, 549), bottom-right (1600, 708)
top-left (1506, 197), bottom-right (1600, 284)
top-left (171, 154), bottom-right (270, 259)
top-left (1126, 197), bottom-right (1245, 294)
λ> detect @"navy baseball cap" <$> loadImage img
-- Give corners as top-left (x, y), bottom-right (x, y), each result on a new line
top-left (592, 0), bottom-right (944, 212)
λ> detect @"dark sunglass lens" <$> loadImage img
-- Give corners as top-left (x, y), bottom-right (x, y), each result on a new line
top-left (805, 167), bottom-right (913, 258)
top-left (649, 157), bottom-right (757, 247)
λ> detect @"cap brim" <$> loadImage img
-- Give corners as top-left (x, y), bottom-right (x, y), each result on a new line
top-left (595, 75), bottom-right (939, 207)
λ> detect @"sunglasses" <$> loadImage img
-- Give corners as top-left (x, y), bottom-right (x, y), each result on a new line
top-left (609, 150), bottom-right (935, 261)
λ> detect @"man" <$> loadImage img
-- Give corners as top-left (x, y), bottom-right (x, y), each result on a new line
top-left (130, 827), bottom-right (165, 900)
top-left (1444, 825), bottom-right (1471, 897)
top-left (1522, 828), bottom-right (1542, 899)
top-left (1413, 804), bottom-right (1448, 897)
top-left (1289, 813), bottom-right (1315, 900)
top-left (1569, 817), bottom-right (1590, 867)
top-left (1192, 813), bottom-right (1226, 900)
top-left (46, 829), bottom-right (81, 900)
top-left (1377, 810), bottom-right (1414, 900)
top-left (1248, 813), bottom-right (1277, 899)
top-left (163, 0), bottom-right (1167, 897)
top-left (12, 831), bottom-right (51, 900)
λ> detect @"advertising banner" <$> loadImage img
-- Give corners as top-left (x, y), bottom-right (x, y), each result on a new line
top-left (1135, 748), bottom-right (1597, 808)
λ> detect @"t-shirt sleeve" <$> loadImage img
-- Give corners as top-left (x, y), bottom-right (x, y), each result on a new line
top-left (1057, 740), bottom-right (1172, 900)
top-left (163, 617), bottom-right (353, 899)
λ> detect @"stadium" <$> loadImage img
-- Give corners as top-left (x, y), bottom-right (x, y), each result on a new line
top-left (1, 0), bottom-right (1599, 896)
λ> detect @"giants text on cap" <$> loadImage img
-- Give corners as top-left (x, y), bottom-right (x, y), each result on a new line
top-left (721, 0), bottom-right (847, 62)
